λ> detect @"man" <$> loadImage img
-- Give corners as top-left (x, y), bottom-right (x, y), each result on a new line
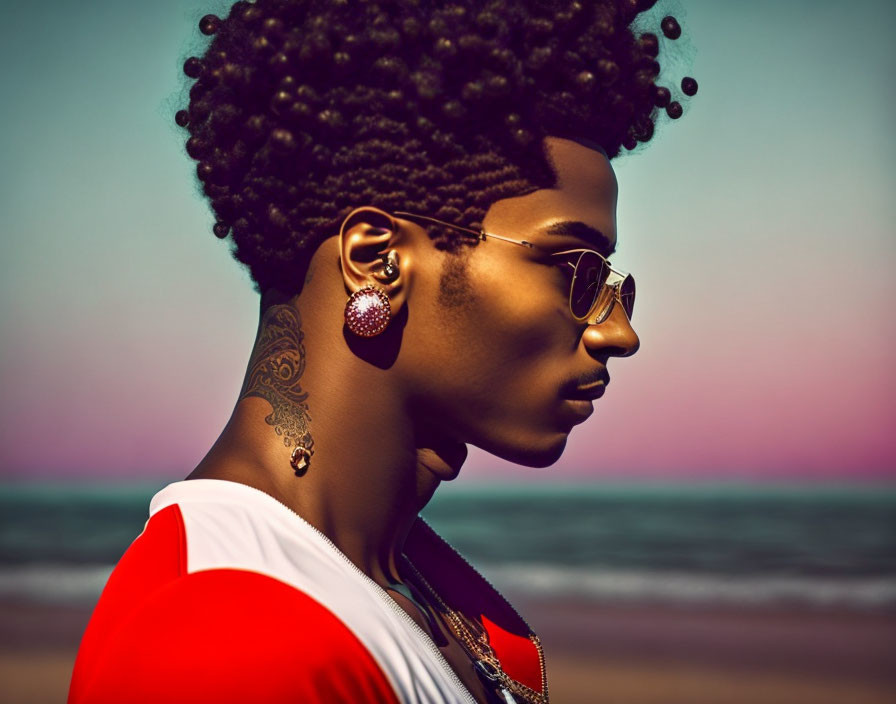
top-left (69, 1), bottom-right (693, 702)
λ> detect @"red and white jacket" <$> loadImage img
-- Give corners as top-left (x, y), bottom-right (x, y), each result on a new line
top-left (68, 479), bottom-right (547, 703)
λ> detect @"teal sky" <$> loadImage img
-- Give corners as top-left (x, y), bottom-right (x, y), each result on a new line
top-left (1, 1), bottom-right (893, 481)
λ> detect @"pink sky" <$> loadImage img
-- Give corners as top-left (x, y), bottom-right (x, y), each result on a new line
top-left (1, 305), bottom-right (893, 481)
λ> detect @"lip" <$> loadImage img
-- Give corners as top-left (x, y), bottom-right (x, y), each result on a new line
top-left (563, 398), bottom-right (595, 422)
top-left (567, 381), bottom-right (607, 401)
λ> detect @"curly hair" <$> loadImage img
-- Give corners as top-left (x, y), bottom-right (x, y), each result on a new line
top-left (176, 0), bottom-right (694, 296)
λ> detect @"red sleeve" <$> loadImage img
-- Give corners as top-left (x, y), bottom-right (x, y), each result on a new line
top-left (68, 506), bottom-right (399, 704)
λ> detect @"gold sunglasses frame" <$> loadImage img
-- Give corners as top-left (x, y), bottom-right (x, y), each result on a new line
top-left (393, 211), bottom-right (635, 324)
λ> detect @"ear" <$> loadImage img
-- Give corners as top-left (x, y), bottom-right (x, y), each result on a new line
top-left (338, 206), bottom-right (410, 314)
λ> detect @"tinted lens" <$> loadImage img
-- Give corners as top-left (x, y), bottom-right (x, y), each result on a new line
top-left (619, 274), bottom-right (635, 321)
top-left (569, 251), bottom-right (609, 318)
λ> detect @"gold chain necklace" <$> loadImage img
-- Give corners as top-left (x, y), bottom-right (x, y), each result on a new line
top-left (401, 555), bottom-right (548, 704)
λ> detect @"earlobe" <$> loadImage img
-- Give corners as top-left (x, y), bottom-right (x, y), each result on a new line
top-left (343, 250), bottom-right (400, 338)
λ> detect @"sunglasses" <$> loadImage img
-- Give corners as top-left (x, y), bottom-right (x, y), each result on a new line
top-left (394, 211), bottom-right (636, 325)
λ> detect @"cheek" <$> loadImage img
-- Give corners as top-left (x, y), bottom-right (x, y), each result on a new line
top-left (474, 258), bottom-right (569, 357)
top-left (398, 253), bottom-right (574, 426)
top-left (449, 258), bottom-right (572, 407)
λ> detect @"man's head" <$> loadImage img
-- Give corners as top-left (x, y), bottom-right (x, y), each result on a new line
top-left (178, 0), bottom-right (693, 467)
top-left (178, 0), bottom-right (690, 298)
top-left (329, 134), bottom-right (638, 467)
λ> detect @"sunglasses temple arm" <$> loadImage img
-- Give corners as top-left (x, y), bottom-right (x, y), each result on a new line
top-left (484, 232), bottom-right (535, 248)
top-left (394, 211), bottom-right (481, 239)
top-left (395, 211), bottom-right (536, 248)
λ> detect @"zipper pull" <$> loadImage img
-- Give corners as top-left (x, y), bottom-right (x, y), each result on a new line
top-left (498, 686), bottom-right (517, 703)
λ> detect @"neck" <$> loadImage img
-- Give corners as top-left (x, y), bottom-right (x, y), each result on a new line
top-left (188, 291), bottom-right (466, 588)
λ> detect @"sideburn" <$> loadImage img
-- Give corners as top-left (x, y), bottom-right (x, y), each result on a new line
top-left (437, 248), bottom-right (476, 311)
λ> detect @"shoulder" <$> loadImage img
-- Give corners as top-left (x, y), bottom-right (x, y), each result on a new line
top-left (69, 505), bottom-right (400, 703)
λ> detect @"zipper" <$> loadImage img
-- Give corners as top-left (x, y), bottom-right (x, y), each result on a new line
top-left (416, 517), bottom-right (549, 702)
top-left (221, 483), bottom-right (479, 704)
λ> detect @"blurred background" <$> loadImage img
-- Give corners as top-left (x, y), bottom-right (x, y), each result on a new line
top-left (1, 1), bottom-right (894, 703)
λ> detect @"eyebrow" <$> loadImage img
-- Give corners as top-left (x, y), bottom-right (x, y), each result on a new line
top-left (543, 220), bottom-right (616, 257)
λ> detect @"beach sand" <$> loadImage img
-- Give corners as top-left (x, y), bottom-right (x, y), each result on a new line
top-left (521, 598), bottom-right (896, 704)
top-left (2, 598), bottom-right (894, 704)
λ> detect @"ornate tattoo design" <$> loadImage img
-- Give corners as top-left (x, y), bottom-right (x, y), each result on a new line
top-left (240, 305), bottom-right (314, 467)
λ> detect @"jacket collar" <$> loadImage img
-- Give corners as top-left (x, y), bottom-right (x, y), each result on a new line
top-left (405, 516), bottom-right (547, 696)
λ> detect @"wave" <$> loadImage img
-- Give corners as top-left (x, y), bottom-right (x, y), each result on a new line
top-left (0, 564), bottom-right (113, 606)
top-left (2, 563), bottom-right (895, 610)
top-left (481, 563), bottom-right (896, 610)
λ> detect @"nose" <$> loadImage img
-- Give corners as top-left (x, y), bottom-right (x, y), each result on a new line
top-left (581, 303), bottom-right (640, 358)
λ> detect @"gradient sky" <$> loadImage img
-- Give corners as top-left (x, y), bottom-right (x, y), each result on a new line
top-left (1, 1), bottom-right (893, 481)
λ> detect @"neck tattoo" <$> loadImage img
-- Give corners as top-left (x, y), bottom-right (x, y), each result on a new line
top-left (239, 304), bottom-right (314, 466)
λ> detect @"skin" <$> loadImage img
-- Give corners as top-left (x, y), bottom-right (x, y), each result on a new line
top-left (186, 135), bottom-right (639, 701)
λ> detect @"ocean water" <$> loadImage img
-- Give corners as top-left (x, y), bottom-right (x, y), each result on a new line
top-left (1, 481), bottom-right (894, 609)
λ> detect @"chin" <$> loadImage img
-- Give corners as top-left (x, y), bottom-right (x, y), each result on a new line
top-left (476, 432), bottom-right (568, 469)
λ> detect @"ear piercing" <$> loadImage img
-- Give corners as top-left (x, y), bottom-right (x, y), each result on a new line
top-left (344, 283), bottom-right (392, 337)
top-left (381, 250), bottom-right (399, 282)
top-left (343, 251), bottom-right (398, 337)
